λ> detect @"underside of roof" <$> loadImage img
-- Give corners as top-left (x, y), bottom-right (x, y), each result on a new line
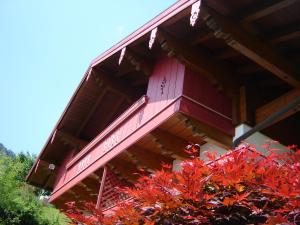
top-left (27, 0), bottom-right (300, 190)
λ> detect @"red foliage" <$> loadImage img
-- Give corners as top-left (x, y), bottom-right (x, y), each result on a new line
top-left (64, 144), bottom-right (300, 225)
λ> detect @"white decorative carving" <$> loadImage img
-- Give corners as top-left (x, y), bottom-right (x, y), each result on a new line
top-left (190, 0), bottom-right (201, 26)
top-left (118, 47), bottom-right (126, 65)
top-left (103, 129), bottom-right (122, 153)
top-left (149, 27), bottom-right (158, 49)
top-left (77, 154), bottom-right (91, 175)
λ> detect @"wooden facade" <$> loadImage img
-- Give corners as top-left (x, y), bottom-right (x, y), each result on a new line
top-left (27, 0), bottom-right (300, 210)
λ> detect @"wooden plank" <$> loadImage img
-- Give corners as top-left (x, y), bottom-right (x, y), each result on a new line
top-left (256, 89), bottom-right (300, 125)
top-left (201, 5), bottom-right (300, 88)
top-left (157, 29), bottom-right (238, 96)
top-left (57, 130), bottom-right (88, 150)
top-left (183, 116), bottom-right (232, 147)
top-left (239, 86), bottom-right (248, 123)
top-left (128, 145), bottom-right (173, 171)
top-left (76, 88), bottom-right (107, 136)
top-left (125, 49), bottom-right (153, 77)
top-left (240, 0), bottom-right (298, 23)
top-left (270, 24), bottom-right (300, 44)
top-left (150, 128), bottom-right (190, 158)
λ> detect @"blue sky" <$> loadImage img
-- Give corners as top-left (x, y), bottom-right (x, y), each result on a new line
top-left (0, 0), bottom-right (175, 154)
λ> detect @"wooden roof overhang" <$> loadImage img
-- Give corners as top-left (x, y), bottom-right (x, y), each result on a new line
top-left (27, 0), bottom-right (300, 203)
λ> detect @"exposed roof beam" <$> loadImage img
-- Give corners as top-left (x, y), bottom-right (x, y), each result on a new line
top-left (182, 115), bottom-right (232, 148)
top-left (75, 88), bottom-right (107, 136)
top-left (240, 0), bottom-right (298, 23)
top-left (128, 145), bottom-right (173, 171)
top-left (201, 4), bottom-right (300, 88)
top-left (93, 68), bottom-right (135, 102)
top-left (57, 130), bottom-right (88, 150)
top-left (256, 89), bottom-right (300, 125)
top-left (156, 29), bottom-right (238, 96)
top-left (150, 128), bottom-right (190, 159)
top-left (124, 48), bottom-right (153, 77)
top-left (269, 24), bottom-right (300, 44)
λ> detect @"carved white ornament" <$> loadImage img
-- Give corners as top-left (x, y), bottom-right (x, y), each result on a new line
top-left (118, 47), bottom-right (126, 65)
top-left (190, 0), bottom-right (201, 26)
top-left (149, 27), bottom-right (158, 49)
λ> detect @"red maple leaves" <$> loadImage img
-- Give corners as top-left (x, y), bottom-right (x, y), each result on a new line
top-left (64, 144), bottom-right (300, 225)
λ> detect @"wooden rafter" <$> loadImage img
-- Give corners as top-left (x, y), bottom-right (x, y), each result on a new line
top-left (150, 128), bottom-right (190, 159)
top-left (182, 115), bottom-right (232, 148)
top-left (75, 88), bottom-right (107, 136)
top-left (57, 130), bottom-right (88, 150)
top-left (93, 68), bottom-right (134, 102)
top-left (256, 89), bottom-right (300, 125)
top-left (124, 48), bottom-right (153, 77)
top-left (108, 157), bottom-right (140, 183)
top-left (128, 145), bottom-right (173, 171)
top-left (201, 4), bottom-right (300, 88)
top-left (269, 23), bottom-right (300, 44)
top-left (156, 29), bottom-right (238, 96)
top-left (240, 0), bottom-right (298, 23)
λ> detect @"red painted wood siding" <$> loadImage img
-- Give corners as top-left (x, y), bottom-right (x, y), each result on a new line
top-left (50, 57), bottom-right (185, 201)
top-left (180, 68), bottom-right (234, 135)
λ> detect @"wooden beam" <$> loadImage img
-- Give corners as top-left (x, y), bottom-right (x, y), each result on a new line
top-left (269, 24), bottom-right (300, 44)
top-left (150, 128), bottom-right (190, 159)
top-left (108, 157), bottom-right (140, 182)
top-left (93, 68), bottom-right (134, 102)
top-left (190, 30), bottom-right (214, 45)
top-left (201, 5), bottom-right (300, 88)
top-left (76, 88), bottom-right (107, 136)
top-left (99, 95), bottom-right (126, 129)
top-left (124, 48), bottom-right (153, 77)
top-left (183, 116), bottom-right (232, 147)
top-left (237, 65), bottom-right (264, 75)
top-left (240, 0), bottom-right (298, 23)
top-left (157, 29), bottom-right (238, 96)
top-left (256, 89), bottom-right (300, 125)
top-left (128, 145), bottom-right (173, 171)
top-left (57, 130), bottom-right (88, 150)
top-left (239, 86), bottom-right (247, 124)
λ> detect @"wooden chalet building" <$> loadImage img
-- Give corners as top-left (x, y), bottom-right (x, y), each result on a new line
top-left (27, 0), bottom-right (300, 211)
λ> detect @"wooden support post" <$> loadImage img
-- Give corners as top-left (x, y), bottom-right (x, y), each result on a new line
top-left (96, 166), bottom-right (107, 210)
top-left (239, 86), bottom-right (248, 124)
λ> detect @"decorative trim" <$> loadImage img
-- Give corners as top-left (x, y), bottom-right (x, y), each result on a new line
top-left (50, 130), bottom-right (57, 144)
top-left (149, 27), bottom-right (158, 49)
top-left (190, 0), bottom-right (201, 26)
top-left (118, 47), bottom-right (126, 65)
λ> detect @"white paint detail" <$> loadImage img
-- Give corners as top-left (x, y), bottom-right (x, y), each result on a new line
top-left (118, 47), bottom-right (126, 65)
top-left (190, 0), bottom-right (201, 26)
top-left (149, 27), bottom-right (158, 49)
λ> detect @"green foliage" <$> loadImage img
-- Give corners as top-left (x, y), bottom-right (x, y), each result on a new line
top-left (0, 143), bottom-right (69, 225)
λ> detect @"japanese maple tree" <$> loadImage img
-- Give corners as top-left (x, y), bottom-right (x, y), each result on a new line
top-left (65, 143), bottom-right (300, 225)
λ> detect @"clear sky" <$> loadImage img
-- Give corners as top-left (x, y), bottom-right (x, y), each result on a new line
top-left (0, 0), bottom-right (176, 154)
